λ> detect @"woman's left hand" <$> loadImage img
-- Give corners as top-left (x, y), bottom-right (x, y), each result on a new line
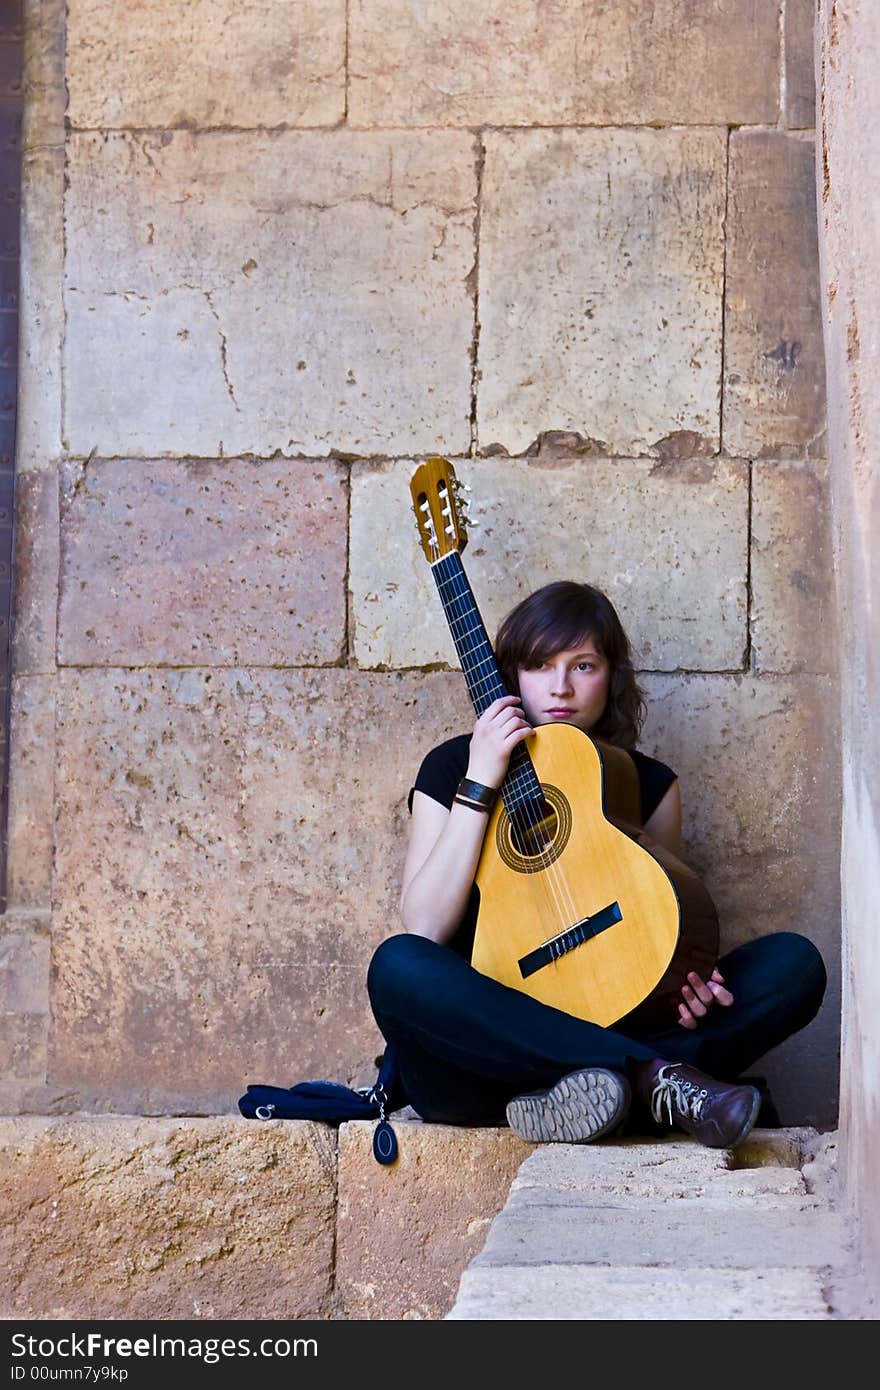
top-left (676, 968), bottom-right (734, 1029)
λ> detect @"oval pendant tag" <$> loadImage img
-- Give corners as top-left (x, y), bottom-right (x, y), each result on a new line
top-left (372, 1119), bottom-right (398, 1166)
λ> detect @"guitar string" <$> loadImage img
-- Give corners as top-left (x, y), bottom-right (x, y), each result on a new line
top-left (422, 501), bottom-right (580, 949)
top-left (437, 562), bottom-right (580, 947)
top-left (435, 556), bottom-right (582, 948)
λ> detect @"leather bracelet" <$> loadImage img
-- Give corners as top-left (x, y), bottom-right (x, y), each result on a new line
top-left (454, 777), bottom-right (498, 813)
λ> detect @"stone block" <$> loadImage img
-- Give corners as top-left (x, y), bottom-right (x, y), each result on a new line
top-left (67, 0), bottom-right (346, 130)
top-left (12, 467), bottom-right (59, 675)
top-left (723, 132), bottom-right (826, 457)
top-left (473, 1187), bottom-right (846, 1268)
top-left (64, 130), bottom-right (476, 458)
top-left (6, 675), bottom-right (55, 911)
top-left (49, 668), bottom-right (471, 1109)
top-left (449, 1263), bottom-right (832, 1320)
top-left (349, 0), bottom-right (779, 127)
top-left (57, 457), bottom-right (347, 667)
top-left (351, 456), bottom-right (747, 671)
top-left (0, 911), bottom-right (51, 1084)
top-left (786, 0), bottom-right (818, 128)
top-left (752, 459), bottom-right (837, 674)
top-left (0, 1117), bottom-right (336, 1319)
top-left (0, 1016), bottom-right (47, 1082)
top-left (336, 1118), bottom-right (529, 1319)
top-left (477, 129), bottom-right (726, 456)
top-left (23, 0), bottom-right (66, 151)
top-left (18, 145), bottom-right (64, 472)
top-left (0, 916), bottom-right (50, 1014)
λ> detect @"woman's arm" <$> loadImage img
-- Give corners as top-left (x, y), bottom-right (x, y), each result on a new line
top-left (399, 790), bottom-right (492, 943)
top-left (642, 778), bottom-right (682, 857)
top-left (400, 694), bottom-right (533, 944)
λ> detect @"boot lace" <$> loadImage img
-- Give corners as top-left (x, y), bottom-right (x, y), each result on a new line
top-left (650, 1065), bottom-right (709, 1127)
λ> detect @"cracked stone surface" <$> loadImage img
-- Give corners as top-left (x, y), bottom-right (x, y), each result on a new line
top-left (349, 0), bottom-right (779, 127)
top-left (67, 0), bottom-right (347, 129)
top-left (64, 130), bottom-right (476, 457)
top-left (477, 128), bottom-right (726, 457)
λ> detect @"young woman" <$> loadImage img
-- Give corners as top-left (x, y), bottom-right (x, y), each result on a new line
top-left (368, 582), bottom-right (827, 1148)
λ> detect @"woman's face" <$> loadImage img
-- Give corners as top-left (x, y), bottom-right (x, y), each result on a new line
top-left (517, 639), bottom-right (611, 735)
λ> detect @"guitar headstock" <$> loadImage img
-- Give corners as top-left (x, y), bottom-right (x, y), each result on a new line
top-left (410, 456), bottom-right (470, 565)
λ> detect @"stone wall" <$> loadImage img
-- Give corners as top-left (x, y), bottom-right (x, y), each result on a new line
top-left (5, 1), bottom-right (839, 1124)
top-left (815, 0), bottom-right (880, 1313)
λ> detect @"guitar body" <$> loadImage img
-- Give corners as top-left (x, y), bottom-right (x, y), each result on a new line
top-left (470, 723), bottom-right (719, 1029)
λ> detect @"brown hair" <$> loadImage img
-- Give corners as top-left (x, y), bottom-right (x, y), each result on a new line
top-left (494, 581), bottom-right (646, 748)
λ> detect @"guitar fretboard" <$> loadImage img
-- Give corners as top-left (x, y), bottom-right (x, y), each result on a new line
top-left (431, 553), bottom-right (544, 813)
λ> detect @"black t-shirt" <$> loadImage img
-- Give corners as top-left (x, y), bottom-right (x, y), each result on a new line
top-left (407, 733), bottom-right (677, 961)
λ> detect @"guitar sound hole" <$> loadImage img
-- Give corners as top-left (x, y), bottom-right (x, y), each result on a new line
top-left (510, 798), bottom-right (558, 858)
top-left (496, 784), bottom-right (572, 873)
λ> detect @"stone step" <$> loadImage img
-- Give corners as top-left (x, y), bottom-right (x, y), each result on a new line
top-left (511, 1133), bottom-right (811, 1199)
top-left (446, 1127), bottom-right (846, 1320)
top-left (472, 1189), bottom-right (845, 1267)
top-left (448, 1263), bottom-right (834, 1320)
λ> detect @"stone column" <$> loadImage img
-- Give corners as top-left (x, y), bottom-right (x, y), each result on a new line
top-left (816, 0), bottom-right (880, 1315)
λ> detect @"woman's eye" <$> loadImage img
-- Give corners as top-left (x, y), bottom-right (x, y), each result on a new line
top-left (577, 662), bottom-right (594, 671)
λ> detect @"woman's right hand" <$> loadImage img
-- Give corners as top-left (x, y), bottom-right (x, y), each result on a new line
top-left (466, 695), bottom-right (533, 788)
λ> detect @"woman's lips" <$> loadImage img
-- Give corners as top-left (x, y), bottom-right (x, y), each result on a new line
top-left (546, 708), bottom-right (575, 717)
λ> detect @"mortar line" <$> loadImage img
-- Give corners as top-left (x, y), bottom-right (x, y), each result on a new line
top-left (468, 133), bottom-right (485, 457)
top-left (719, 126), bottom-right (731, 457)
top-left (745, 457), bottom-right (754, 672)
top-left (344, 0), bottom-right (350, 124)
top-left (53, 661), bottom-right (782, 679)
top-left (60, 0), bottom-right (71, 462)
top-left (68, 121), bottom-right (788, 136)
top-left (343, 462), bottom-right (353, 667)
top-left (779, 0), bottom-right (787, 128)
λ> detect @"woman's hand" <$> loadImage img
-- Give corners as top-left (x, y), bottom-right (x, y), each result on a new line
top-left (676, 968), bottom-right (734, 1030)
top-left (466, 695), bottom-right (533, 788)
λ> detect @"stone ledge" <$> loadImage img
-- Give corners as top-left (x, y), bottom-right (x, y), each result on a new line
top-left (0, 1116), bottom-right (337, 1320)
top-left (0, 1112), bottom-right (526, 1321)
top-left (336, 1117), bottom-right (529, 1319)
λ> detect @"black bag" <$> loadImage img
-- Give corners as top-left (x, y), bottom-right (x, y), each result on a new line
top-left (238, 1047), bottom-right (404, 1165)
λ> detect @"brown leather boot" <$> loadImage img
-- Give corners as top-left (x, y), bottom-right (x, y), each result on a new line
top-left (634, 1060), bottom-right (761, 1150)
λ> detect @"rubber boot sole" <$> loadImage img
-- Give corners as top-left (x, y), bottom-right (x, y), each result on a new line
top-left (506, 1068), bottom-right (631, 1144)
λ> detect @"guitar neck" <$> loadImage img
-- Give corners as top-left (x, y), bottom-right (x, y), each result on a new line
top-left (429, 553), bottom-right (542, 807)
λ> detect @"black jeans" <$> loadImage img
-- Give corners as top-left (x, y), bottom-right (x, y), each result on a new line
top-left (367, 931), bottom-right (827, 1126)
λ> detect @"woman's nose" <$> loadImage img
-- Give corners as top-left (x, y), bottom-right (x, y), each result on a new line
top-left (550, 667), bottom-right (573, 694)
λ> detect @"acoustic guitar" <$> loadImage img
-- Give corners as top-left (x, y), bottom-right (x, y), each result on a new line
top-left (409, 456), bottom-right (719, 1029)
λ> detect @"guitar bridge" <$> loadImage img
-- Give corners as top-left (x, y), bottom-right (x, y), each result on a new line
top-left (517, 902), bottom-right (623, 980)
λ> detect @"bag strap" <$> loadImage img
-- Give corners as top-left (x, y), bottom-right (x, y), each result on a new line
top-left (364, 1046), bottom-right (401, 1166)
